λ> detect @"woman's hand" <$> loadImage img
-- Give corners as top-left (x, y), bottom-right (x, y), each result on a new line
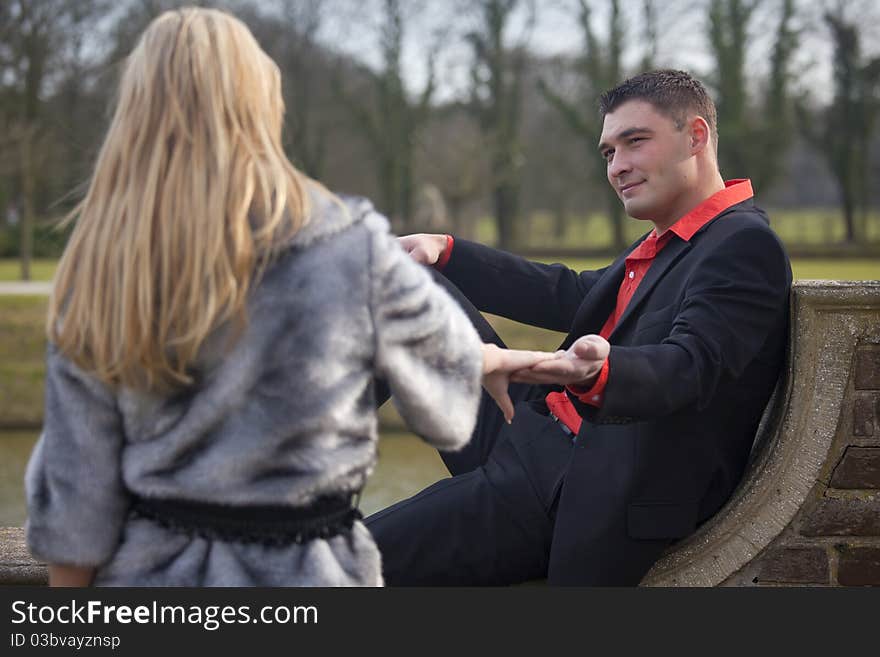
top-left (511, 335), bottom-right (609, 387)
top-left (481, 343), bottom-right (558, 424)
top-left (48, 563), bottom-right (95, 587)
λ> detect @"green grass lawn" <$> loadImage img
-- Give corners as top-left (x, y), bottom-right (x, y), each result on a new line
top-left (2, 207), bottom-right (879, 283)
top-left (2, 254), bottom-right (879, 284)
top-left (538, 257), bottom-right (880, 282)
top-left (0, 296), bottom-right (48, 427)
top-left (789, 260), bottom-right (880, 280)
top-left (0, 259), bottom-right (57, 282)
top-left (473, 208), bottom-right (880, 249)
top-left (2, 255), bottom-right (878, 428)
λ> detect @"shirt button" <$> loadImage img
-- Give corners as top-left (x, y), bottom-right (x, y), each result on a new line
top-left (628, 271), bottom-right (635, 279)
top-left (592, 395), bottom-right (601, 402)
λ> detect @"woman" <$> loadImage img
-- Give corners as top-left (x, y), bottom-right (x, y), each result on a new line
top-left (25, 7), bottom-right (551, 586)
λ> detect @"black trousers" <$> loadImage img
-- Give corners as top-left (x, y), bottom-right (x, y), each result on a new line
top-left (366, 270), bottom-right (575, 585)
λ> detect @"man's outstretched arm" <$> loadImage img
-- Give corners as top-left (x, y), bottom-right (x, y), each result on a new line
top-left (398, 233), bottom-right (613, 333)
top-left (517, 226), bottom-right (791, 423)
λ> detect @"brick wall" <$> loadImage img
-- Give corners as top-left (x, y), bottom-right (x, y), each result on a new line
top-left (734, 345), bottom-right (880, 586)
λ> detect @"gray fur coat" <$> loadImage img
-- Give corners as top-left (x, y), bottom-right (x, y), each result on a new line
top-left (25, 190), bottom-right (483, 586)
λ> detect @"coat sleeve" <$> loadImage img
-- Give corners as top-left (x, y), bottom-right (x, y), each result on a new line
top-left (25, 346), bottom-right (129, 566)
top-left (441, 237), bottom-right (612, 332)
top-left (366, 214), bottom-right (483, 451)
top-left (579, 226), bottom-right (792, 423)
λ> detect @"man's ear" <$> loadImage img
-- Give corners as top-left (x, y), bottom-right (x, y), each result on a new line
top-left (689, 116), bottom-right (711, 154)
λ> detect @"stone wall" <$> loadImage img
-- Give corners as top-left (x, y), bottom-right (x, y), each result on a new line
top-left (643, 281), bottom-right (880, 586)
top-left (0, 527), bottom-right (46, 585)
top-left (724, 344), bottom-right (880, 586)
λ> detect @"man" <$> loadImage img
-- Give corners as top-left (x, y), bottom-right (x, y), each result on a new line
top-left (366, 70), bottom-right (792, 586)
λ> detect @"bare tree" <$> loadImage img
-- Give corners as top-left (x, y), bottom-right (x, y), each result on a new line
top-left (798, 5), bottom-right (880, 243)
top-left (753, 0), bottom-right (799, 190)
top-left (277, 0), bottom-right (329, 178)
top-left (231, 0), bottom-right (342, 179)
top-left (640, 0), bottom-right (660, 72)
top-left (0, 0), bottom-right (110, 279)
top-left (519, 54), bottom-right (598, 243)
top-left (333, 0), bottom-right (438, 232)
top-left (465, 0), bottom-right (535, 250)
top-left (418, 104), bottom-right (489, 239)
top-left (707, 0), bottom-right (758, 178)
top-left (707, 0), bottom-right (799, 191)
top-left (538, 0), bottom-right (627, 251)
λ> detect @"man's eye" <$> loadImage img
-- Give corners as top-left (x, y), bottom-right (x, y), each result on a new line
top-left (629, 137), bottom-right (645, 145)
top-left (602, 150), bottom-right (613, 161)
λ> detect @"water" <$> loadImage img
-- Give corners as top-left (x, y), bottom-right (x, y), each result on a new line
top-left (0, 431), bottom-right (451, 526)
top-left (0, 432), bottom-right (35, 526)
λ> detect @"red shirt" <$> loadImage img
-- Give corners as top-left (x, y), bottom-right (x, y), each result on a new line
top-left (439, 179), bottom-right (754, 436)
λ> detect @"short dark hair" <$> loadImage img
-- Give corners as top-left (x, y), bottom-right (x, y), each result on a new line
top-left (599, 69), bottom-right (718, 149)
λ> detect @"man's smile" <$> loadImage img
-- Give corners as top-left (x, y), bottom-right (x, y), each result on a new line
top-left (619, 180), bottom-right (645, 197)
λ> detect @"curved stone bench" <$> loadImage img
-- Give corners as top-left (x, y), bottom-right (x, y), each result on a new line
top-left (642, 280), bottom-right (880, 586)
top-left (0, 527), bottom-right (46, 585)
top-left (3, 281), bottom-right (879, 586)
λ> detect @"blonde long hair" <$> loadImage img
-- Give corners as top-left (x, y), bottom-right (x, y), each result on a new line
top-left (48, 7), bottom-right (312, 391)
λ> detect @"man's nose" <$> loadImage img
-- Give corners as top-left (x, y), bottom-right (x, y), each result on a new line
top-left (608, 152), bottom-right (631, 179)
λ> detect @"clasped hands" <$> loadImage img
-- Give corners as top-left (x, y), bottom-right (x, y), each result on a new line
top-left (482, 335), bottom-right (609, 424)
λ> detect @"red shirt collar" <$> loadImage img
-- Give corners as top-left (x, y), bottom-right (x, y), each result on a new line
top-left (663, 179), bottom-right (754, 242)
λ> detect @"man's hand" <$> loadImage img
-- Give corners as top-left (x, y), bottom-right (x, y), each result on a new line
top-left (398, 233), bottom-right (448, 266)
top-left (511, 335), bottom-right (609, 388)
top-left (482, 343), bottom-right (557, 424)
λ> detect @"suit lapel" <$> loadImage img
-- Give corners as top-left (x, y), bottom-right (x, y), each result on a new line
top-left (564, 199), bottom-right (752, 347)
top-left (609, 202), bottom-right (749, 337)
top-left (610, 235), bottom-right (691, 339)
top-left (560, 242), bottom-right (638, 350)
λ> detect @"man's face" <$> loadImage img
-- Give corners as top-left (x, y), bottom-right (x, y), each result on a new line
top-left (598, 100), bottom-right (696, 231)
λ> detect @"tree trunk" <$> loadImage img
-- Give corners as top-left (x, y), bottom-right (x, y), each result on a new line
top-left (448, 196), bottom-right (465, 237)
top-left (607, 188), bottom-right (626, 251)
top-left (554, 200), bottom-right (568, 240)
top-left (494, 181), bottom-right (517, 250)
top-left (400, 143), bottom-right (414, 233)
top-left (842, 192), bottom-right (856, 244)
top-left (19, 127), bottom-right (34, 282)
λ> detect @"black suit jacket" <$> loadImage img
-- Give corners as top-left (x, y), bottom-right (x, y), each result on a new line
top-left (442, 198), bottom-right (792, 584)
